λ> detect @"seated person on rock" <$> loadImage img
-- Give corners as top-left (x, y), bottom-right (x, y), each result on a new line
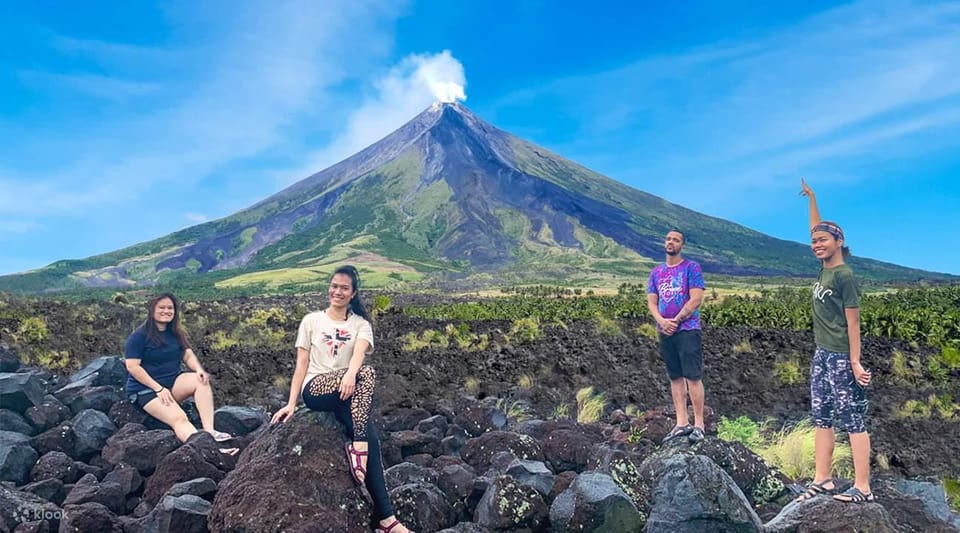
top-left (271, 265), bottom-right (411, 533)
top-left (124, 293), bottom-right (237, 454)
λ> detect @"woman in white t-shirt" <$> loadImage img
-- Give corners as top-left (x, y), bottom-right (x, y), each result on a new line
top-left (270, 265), bottom-right (410, 533)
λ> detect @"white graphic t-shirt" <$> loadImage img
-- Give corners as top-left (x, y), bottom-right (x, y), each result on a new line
top-left (295, 310), bottom-right (374, 393)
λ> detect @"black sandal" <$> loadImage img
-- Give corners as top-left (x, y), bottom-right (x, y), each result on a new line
top-left (795, 478), bottom-right (837, 501)
top-left (662, 424), bottom-right (693, 443)
top-left (833, 487), bottom-right (875, 503)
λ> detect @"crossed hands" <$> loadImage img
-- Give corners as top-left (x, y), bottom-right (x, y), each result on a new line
top-left (658, 317), bottom-right (681, 336)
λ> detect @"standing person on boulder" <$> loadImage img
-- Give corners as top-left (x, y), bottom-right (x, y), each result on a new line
top-left (796, 178), bottom-right (873, 504)
top-left (271, 265), bottom-right (411, 533)
top-left (646, 229), bottom-right (708, 443)
top-left (124, 293), bottom-right (237, 454)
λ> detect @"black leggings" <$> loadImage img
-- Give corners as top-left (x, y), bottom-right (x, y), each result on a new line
top-left (302, 366), bottom-right (393, 520)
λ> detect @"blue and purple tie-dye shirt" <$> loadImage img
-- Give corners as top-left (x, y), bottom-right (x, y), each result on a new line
top-left (646, 260), bottom-right (706, 332)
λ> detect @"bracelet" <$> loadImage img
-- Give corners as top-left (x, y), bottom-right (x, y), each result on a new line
top-left (154, 386), bottom-right (164, 393)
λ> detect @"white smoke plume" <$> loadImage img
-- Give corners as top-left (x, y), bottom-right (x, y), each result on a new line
top-left (291, 50), bottom-right (467, 174)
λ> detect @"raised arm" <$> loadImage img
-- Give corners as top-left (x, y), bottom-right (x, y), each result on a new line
top-left (800, 178), bottom-right (821, 230)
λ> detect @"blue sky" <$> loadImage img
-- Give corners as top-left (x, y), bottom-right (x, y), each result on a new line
top-left (1, 0), bottom-right (958, 276)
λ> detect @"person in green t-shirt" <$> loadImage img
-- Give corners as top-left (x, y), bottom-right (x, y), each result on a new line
top-left (795, 178), bottom-right (874, 504)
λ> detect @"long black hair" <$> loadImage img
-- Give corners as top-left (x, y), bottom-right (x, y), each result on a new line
top-left (142, 293), bottom-right (191, 349)
top-left (332, 265), bottom-right (372, 322)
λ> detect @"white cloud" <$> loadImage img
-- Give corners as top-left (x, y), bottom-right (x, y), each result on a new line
top-left (0, 1), bottom-right (405, 218)
top-left (279, 50), bottom-right (467, 182)
top-left (184, 212), bottom-right (209, 224)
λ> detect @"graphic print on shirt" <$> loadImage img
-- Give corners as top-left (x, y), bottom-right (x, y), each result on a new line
top-left (657, 271), bottom-right (686, 305)
top-left (321, 328), bottom-right (352, 359)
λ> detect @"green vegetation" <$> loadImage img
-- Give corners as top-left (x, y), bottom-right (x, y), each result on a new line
top-left (594, 316), bottom-right (624, 337)
top-left (575, 386), bottom-right (606, 424)
top-left (718, 416), bottom-right (853, 481)
top-left (16, 316), bottom-right (49, 345)
top-left (944, 478), bottom-right (960, 512)
top-left (635, 322), bottom-right (659, 341)
top-left (895, 395), bottom-right (959, 420)
top-left (509, 317), bottom-right (542, 343)
top-left (464, 377), bottom-right (480, 394)
top-left (773, 355), bottom-right (805, 386)
top-left (732, 339), bottom-right (753, 354)
top-left (717, 415), bottom-right (766, 449)
top-left (890, 349), bottom-right (922, 384)
top-left (496, 398), bottom-right (533, 422)
top-left (517, 374), bottom-right (534, 390)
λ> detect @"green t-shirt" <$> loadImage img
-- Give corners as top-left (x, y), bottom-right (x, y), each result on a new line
top-left (812, 264), bottom-right (860, 352)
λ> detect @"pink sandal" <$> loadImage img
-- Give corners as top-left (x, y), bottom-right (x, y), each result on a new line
top-left (374, 518), bottom-right (407, 533)
top-left (345, 442), bottom-right (367, 484)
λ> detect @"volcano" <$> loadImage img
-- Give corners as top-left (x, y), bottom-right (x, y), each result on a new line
top-left (0, 102), bottom-right (947, 293)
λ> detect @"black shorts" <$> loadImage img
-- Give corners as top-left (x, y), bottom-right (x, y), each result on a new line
top-left (659, 329), bottom-right (703, 380)
top-left (127, 371), bottom-right (190, 409)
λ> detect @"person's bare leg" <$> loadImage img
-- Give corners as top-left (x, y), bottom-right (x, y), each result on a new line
top-left (172, 373), bottom-right (215, 433)
top-left (142, 400), bottom-right (197, 442)
top-left (670, 378), bottom-right (689, 427)
top-left (687, 379), bottom-right (705, 428)
top-left (814, 427), bottom-right (836, 483)
top-left (849, 431), bottom-right (872, 493)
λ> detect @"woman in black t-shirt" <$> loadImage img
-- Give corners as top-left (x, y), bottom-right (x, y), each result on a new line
top-left (124, 293), bottom-right (236, 453)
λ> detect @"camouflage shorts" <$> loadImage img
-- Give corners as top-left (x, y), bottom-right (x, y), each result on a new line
top-left (810, 347), bottom-right (868, 433)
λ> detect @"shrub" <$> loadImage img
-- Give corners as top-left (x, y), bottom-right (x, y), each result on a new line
top-left (624, 404), bottom-right (641, 417)
top-left (209, 330), bottom-right (239, 351)
top-left (36, 349), bottom-right (71, 370)
top-left (371, 294), bottom-right (392, 318)
top-left (594, 316), bottom-right (624, 337)
top-left (273, 374), bottom-right (290, 390)
top-left (464, 377), bottom-right (480, 394)
top-left (553, 403), bottom-right (571, 420)
top-left (17, 317), bottom-right (49, 345)
top-left (927, 358), bottom-right (950, 386)
top-left (635, 323), bottom-right (658, 342)
top-left (944, 478), bottom-right (960, 512)
top-left (496, 398), bottom-right (532, 422)
top-left (517, 374), bottom-right (534, 389)
top-left (890, 349), bottom-right (921, 384)
top-left (733, 340), bottom-right (753, 354)
top-left (774, 356), bottom-right (804, 386)
top-left (627, 426), bottom-right (647, 443)
top-left (939, 345), bottom-right (960, 370)
top-left (717, 415), bottom-right (764, 449)
top-left (509, 317), bottom-right (542, 343)
top-left (759, 420), bottom-right (853, 481)
top-left (895, 399), bottom-right (932, 419)
top-left (576, 386), bottom-right (606, 424)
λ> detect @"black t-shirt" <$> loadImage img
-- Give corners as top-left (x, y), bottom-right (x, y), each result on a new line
top-left (124, 326), bottom-right (183, 395)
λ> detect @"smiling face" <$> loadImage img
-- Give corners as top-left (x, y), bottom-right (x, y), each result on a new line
top-left (664, 231), bottom-right (684, 256)
top-left (328, 273), bottom-right (356, 309)
top-left (811, 231), bottom-right (841, 261)
top-left (152, 297), bottom-right (176, 326)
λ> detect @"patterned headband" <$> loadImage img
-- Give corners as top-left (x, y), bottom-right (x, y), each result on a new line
top-left (812, 222), bottom-right (844, 242)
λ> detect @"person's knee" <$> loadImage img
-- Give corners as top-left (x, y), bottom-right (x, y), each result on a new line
top-left (358, 365), bottom-right (376, 382)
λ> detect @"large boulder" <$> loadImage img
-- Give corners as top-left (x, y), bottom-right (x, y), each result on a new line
top-left (71, 409), bottom-right (116, 460)
top-left (542, 426), bottom-right (602, 473)
top-left (461, 431), bottom-right (543, 472)
top-left (550, 471), bottom-right (645, 532)
top-left (100, 423), bottom-right (180, 475)
top-left (60, 385), bottom-right (123, 416)
top-left (384, 462), bottom-right (439, 491)
top-left (0, 342), bottom-right (19, 373)
top-left (455, 405), bottom-right (507, 437)
top-left (0, 484), bottom-right (62, 531)
top-left (503, 458), bottom-right (555, 497)
top-left (107, 399), bottom-right (148, 428)
top-left (0, 372), bottom-right (44, 414)
top-left (638, 451), bottom-right (763, 533)
top-left (60, 502), bottom-right (124, 533)
top-left (62, 473), bottom-right (126, 514)
top-left (0, 430), bottom-right (39, 486)
top-left (69, 356), bottom-right (126, 388)
top-left (165, 477), bottom-right (218, 501)
top-left (387, 430), bottom-right (443, 458)
top-left (691, 437), bottom-right (790, 505)
top-left (213, 406), bottom-right (268, 437)
top-left (415, 414), bottom-right (449, 438)
top-left (139, 494), bottom-right (211, 533)
top-left (390, 482), bottom-right (458, 532)
top-left (588, 444), bottom-right (650, 511)
top-left (29, 424), bottom-right (74, 456)
top-left (474, 475), bottom-right (548, 530)
top-left (382, 407), bottom-right (432, 431)
top-left (142, 432), bottom-right (231, 506)
top-left (21, 477), bottom-right (66, 506)
top-left (101, 462), bottom-right (144, 499)
top-left (764, 496), bottom-right (898, 532)
top-left (208, 411), bottom-right (373, 532)
top-left (0, 409), bottom-right (35, 436)
top-left (23, 396), bottom-right (71, 434)
top-left (895, 479), bottom-right (960, 531)
top-left (30, 451), bottom-right (80, 484)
